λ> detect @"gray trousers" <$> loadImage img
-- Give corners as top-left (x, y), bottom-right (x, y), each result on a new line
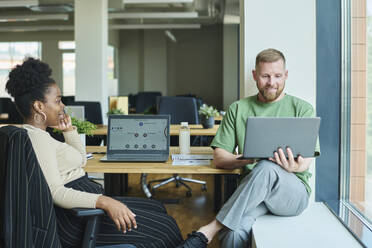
top-left (216, 160), bottom-right (309, 248)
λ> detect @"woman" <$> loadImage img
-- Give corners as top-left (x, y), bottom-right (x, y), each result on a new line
top-left (6, 57), bottom-right (183, 248)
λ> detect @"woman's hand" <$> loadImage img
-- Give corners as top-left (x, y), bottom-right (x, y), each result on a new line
top-left (51, 113), bottom-right (73, 132)
top-left (96, 195), bottom-right (137, 233)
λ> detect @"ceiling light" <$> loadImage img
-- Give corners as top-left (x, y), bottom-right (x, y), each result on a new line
top-left (29, 4), bottom-right (73, 12)
top-left (0, 24), bottom-right (200, 32)
top-left (109, 12), bottom-right (198, 19)
top-left (0, 25), bottom-right (73, 32)
top-left (165, 30), bottom-right (177, 42)
top-left (0, 14), bottom-right (69, 22)
top-left (0, 0), bottom-right (38, 7)
top-left (110, 24), bottom-right (200, 29)
top-left (223, 15), bottom-right (240, 24)
top-left (124, 0), bottom-right (193, 4)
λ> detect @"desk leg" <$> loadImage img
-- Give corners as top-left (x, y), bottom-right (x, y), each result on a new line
top-left (214, 175), bottom-right (222, 213)
top-left (224, 174), bottom-right (238, 202)
top-left (104, 173), bottom-right (128, 196)
top-left (214, 174), bottom-right (239, 213)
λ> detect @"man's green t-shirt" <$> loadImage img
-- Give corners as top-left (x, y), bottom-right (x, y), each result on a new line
top-left (211, 94), bottom-right (320, 195)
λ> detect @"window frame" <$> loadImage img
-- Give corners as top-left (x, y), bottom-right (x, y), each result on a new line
top-left (317, 0), bottom-right (372, 246)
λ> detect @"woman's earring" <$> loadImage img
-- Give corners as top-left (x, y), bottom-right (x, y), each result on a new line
top-left (33, 112), bottom-right (47, 125)
top-left (40, 111), bottom-right (47, 122)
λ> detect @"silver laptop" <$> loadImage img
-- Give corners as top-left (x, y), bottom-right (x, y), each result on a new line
top-left (239, 117), bottom-right (320, 159)
top-left (65, 105), bottom-right (85, 121)
top-left (101, 115), bottom-right (170, 162)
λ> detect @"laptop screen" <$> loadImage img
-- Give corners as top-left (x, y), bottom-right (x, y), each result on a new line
top-left (107, 115), bottom-right (170, 154)
top-left (65, 105), bottom-right (85, 121)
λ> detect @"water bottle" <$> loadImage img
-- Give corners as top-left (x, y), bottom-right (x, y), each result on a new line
top-left (179, 122), bottom-right (190, 154)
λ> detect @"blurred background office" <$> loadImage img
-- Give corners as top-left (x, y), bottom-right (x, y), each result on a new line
top-left (0, 0), bottom-right (371, 247)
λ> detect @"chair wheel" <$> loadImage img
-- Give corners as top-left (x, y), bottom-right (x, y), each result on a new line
top-left (201, 184), bottom-right (207, 191)
top-left (186, 191), bottom-right (192, 197)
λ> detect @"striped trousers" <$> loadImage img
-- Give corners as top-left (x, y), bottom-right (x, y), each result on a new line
top-left (55, 175), bottom-right (183, 248)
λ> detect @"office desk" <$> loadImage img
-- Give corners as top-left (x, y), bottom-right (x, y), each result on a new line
top-left (92, 124), bottom-right (219, 136)
top-left (85, 146), bottom-right (239, 212)
top-left (85, 146), bottom-right (236, 174)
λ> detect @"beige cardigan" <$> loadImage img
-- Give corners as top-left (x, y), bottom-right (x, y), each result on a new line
top-left (23, 124), bottom-right (101, 209)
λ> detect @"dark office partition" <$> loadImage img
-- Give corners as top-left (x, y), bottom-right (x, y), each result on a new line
top-left (315, 0), bottom-right (341, 212)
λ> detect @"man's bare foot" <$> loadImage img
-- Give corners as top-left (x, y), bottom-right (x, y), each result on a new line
top-left (197, 220), bottom-right (224, 244)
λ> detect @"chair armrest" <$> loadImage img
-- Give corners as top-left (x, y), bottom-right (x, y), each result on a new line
top-left (71, 208), bottom-right (105, 217)
top-left (70, 208), bottom-right (105, 248)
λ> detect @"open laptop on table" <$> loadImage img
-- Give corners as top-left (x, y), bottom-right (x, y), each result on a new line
top-left (239, 117), bottom-right (321, 159)
top-left (101, 115), bottom-right (170, 162)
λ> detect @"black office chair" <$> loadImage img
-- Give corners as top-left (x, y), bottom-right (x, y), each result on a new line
top-left (146, 96), bottom-right (207, 197)
top-left (69, 101), bottom-right (104, 146)
top-left (0, 126), bottom-right (134, 248)
top-left (0, 98), bottom-right (23, 124)
top-left (8, 101), bottom-right (24, 124)
top-left (135, 91), bottom-right (161, 114)
top-left (61, 95), bottom-right (75, 105)
top-left (127, 93), bottom-right (137, 113)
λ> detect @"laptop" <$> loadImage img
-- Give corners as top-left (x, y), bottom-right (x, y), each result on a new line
top-left (101, 115), bottom-right (170, 162)
top-left (239, 117), bottom-right (320, 159)
top-left (65, 105), bottom-right (85, 121)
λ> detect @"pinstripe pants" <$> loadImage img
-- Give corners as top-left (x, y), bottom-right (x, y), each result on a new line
top-left (55, 175), bottom-right (183, 248)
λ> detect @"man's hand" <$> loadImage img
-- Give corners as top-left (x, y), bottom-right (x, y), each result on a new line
top-left (269, 147), bottom-right (313, 173)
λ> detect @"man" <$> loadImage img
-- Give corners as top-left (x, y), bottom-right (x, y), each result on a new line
top-left (177, 48), bottom-right (320, 248)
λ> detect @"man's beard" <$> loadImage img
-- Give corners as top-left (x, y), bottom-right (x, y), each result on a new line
top-left (259, 85), bottom-right (284, 102)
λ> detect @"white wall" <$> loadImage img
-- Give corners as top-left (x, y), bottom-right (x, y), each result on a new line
top-left (75, 0), bottom-right (108, 123)
top-left (240, 0), bottom-right (317, 201)
top-left (241, 0), bottom-right (316, 107)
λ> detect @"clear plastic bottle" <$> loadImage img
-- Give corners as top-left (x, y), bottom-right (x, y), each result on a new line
top-left (179, 122), bottom-right (190, 154)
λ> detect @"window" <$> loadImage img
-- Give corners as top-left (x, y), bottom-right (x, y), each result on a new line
top-left (59, 41), bottom-right (116, 96)
top-left (0, 42), bottom-right (41, 97)
top-left (341, 0), bottom-right (372, 244)
top-left (62, 53), bottom-right (75, 96)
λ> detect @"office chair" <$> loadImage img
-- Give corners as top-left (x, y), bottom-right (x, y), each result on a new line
top-left (0, 97), bottom-right (11, 114)
top-left (135, 91), bottom-right (161, 113)
top-left (127, 94), bottom-right (137, 113)
top-left (61, 95), bottom-right (75, 105)
top-left (146, 96), bottom-right (207, 197)
top-left (0, 98), bottom-right (23, 124)
top-left (70, 101), bottom-right (104, 146)
top-left (8, 102), bottom-right (24, 124)
top-left (0, 98), bottom-right (11, 124)
top-left (0, 126), bottom-right (134, 248)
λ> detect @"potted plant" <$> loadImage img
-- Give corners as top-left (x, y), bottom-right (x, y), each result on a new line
top-left (106, 108), bottom-right (125, 117)
top-left (198, 104), bottom-right (220, 129)
top-left (53, 117), bottom-right (97, 146)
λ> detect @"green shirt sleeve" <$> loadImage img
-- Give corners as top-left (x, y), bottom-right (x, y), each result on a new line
top-left (298, 104), bottom-right (321, 157)
top-left (210, 102), bottom-right (237, 153)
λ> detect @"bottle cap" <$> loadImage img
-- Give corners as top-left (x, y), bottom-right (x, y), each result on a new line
top-left (181, 122), bottom-right (188, 126)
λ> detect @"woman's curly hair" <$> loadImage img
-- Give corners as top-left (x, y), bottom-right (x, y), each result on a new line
top-left (6, 57), bottom-right (55, 119)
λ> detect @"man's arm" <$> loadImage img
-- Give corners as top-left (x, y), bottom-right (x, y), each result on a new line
top-left (213, 147), bottom-right (255, 170)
